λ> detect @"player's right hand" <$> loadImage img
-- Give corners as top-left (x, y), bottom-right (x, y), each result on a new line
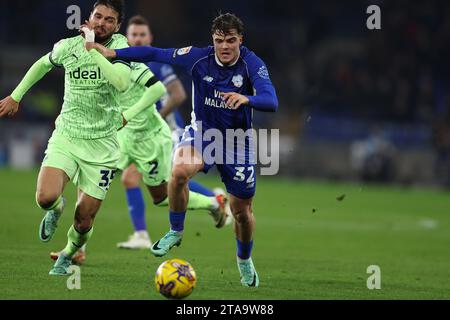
top-left (0, 96), bottom-right (19, 118)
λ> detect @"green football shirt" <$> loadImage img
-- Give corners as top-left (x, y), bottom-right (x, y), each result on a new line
top-left (118, 62), bottom-right (167, 135)
top-left (49, 34), bottom-right (129, 139)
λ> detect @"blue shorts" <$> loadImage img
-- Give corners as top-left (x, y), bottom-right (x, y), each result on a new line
top-left (177, 126), bottom-right (256, 199)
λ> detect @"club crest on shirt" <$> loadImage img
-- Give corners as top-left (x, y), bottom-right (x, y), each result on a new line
top-left (257, 66), bottom-right (270, 79)
top-left (176, 46), bottom-right (192, 56)
top-left (232, 74), bottom-right (244, 88)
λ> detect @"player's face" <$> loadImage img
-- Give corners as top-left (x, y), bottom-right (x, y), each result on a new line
top-left (127, 24), bottom-right (153, 46)
top-left (89, 5), bottom-right (121, 43)
top-left (213, 29), bottom-right (243, 65)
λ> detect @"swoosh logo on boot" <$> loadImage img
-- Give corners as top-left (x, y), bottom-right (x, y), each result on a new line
top-left (40, 220), bottom-right (50, 241)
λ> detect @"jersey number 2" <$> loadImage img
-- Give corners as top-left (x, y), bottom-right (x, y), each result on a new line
top-left (148, 161), bottom-right (159, 177)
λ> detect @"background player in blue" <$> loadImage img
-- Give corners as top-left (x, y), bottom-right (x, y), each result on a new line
top-left (93, 13), bottom-right (278, 287)
top-left (116, 15), bottom-right (229, 249)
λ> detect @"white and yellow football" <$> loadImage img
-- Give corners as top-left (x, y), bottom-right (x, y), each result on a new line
top-left (155, 259), bottom-right (197, 299)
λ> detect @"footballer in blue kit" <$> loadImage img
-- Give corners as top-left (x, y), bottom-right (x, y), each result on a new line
top-left (93, 13), bottom-right (278, 287)
top-left (114, 15), bottom-right (230, 251)
top-left (148, 61), bottom-right (186, 135)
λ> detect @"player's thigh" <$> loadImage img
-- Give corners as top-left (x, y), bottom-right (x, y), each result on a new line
top-left (36, 167), bottom-right (70, 197)
top-left (172, 145), bottom-right (205, 180)
top-left (121, 163), bottom-right (142, 188)
top-left (37, 133), bottom-right (78, 203)
top-left (217, 163), bottom-right (256, 201)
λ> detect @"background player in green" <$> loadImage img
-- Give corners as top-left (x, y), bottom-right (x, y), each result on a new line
top-left (0, 0), bottom-right (162, 275)
top-left (116, 15), bottom-right (231, 250)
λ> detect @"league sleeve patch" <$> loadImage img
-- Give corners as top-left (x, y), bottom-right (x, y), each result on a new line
top-left (176, 46), bottom-right (193, 56)
top-left (257, 66), bottom-right (270, 80)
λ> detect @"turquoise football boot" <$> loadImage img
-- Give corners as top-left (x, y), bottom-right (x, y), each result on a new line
top-left (150, 230), bottom-right (182, 257)
top-left (49, 253), bottom-right (72, 276)
top-left (237, 257), bottom-right (259, 287)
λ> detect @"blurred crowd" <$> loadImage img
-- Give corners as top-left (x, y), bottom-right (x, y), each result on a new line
top-left (1, 0), bottom-right (449, 185)
top-left (1, 0), bottom-right (449, 123)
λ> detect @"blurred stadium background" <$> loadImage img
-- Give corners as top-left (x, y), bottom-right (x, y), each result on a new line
top-left (1, 0), bottom-right (449, 187)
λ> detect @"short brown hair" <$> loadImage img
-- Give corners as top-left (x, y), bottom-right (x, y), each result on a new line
top-left (93, 0), bottom-right (125, 23)
top-left (211, 13), bottom-right (244, 36)
top-left (128, 15), bottom-right (149, 27)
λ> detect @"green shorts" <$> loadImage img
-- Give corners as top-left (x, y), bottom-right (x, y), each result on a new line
top-left (42, 130), bottom-right (120, 200)
top-left (117, 126), bottom-right (172, 187)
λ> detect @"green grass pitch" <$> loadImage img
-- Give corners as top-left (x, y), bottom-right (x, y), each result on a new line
top-left (0, 168), bottom-right (449, 299)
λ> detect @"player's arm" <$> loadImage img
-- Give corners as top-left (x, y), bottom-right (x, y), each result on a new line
top-left (0, 54), bottom-right (54, 117)
top-left (222, 55), bottom-right (278, 112)
top-left (153, 65), bottom-right (187, 118)
top-left (159, 79), bottom-right (187, 118)
top-left (82, 27), bottom-right (130, 92)
top-left (245, 54), bottom-right (278, 112)
top-left (92, 43), bottom-right (208, 73)
top-left (121, 70), bottom-right (167, 125)
top-left (87, 49), bottom-right (130, 92)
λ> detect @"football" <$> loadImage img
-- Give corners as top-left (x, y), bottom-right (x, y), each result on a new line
top-left (155, 259), bottom-right (197, 299)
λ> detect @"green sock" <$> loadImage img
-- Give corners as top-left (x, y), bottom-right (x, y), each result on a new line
top-left (155, 192), bottom-right (216, 211)
top-left (62, 225), bottom-right (93, 258)
top-left (187, 191), bottom-right (216, 210)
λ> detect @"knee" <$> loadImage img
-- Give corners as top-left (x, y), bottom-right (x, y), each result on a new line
top-left (232, 206), bottom-right (254, 225)
top-left (171, 166), bottom-right (190, 187)
top-left (121, 171), bottom-right (140, 189)
top-left (35, 190), bottom-right (59, 210)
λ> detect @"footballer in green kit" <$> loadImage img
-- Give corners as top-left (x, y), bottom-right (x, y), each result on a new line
top-left (0, 0), bottom-right (165, 275)
top-left (116, 61), bottom-right (228, 221)
top-left (49, 16), bottom-right (232, 263)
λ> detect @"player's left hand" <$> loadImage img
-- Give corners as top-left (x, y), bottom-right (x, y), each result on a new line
top-left (0, 96), bottom-right (19, 118)
top-left (220, 92), bottom-right (249, 110)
